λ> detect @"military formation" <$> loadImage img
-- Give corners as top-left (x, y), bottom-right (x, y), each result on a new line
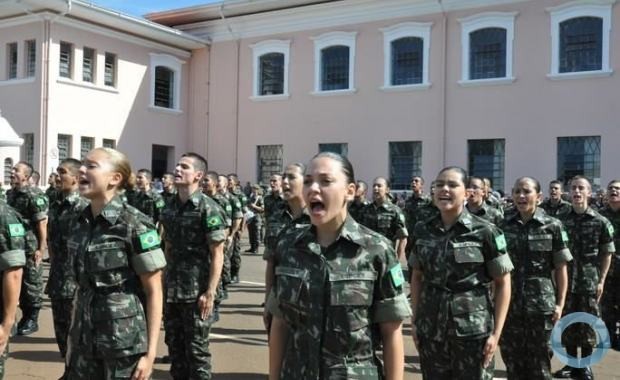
top-left (0, 149), bottom-right (619, 380)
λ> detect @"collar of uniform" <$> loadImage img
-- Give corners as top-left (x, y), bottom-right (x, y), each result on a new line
top-left (188, 189), bottom-right (203, 207)
top-left (568, 206), bottom-right (597, 218)
top-left (373, 200), bottom-right (391, 210)
top-left (300, 214), bottom-right (365, 255)
top-left (436, 208), bottom-right (475, 231)
top-left (63, 191), bottom-right (81, 205)
top-left (99, 195), bottom-right (124, 224)
top-left (602, 205), bottom-right (620, 216)
top-left (507, 207), bottom-right (545, 224)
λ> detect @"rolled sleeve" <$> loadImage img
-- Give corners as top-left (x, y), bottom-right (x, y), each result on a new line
top-left (372, 293), bottom-right (411, 323)
top-left (131, 248), bottom-right (166, 275)
top-left (32, 212), bottom-right (48, 222)
top-left (553, 248), bottom-right (573, 267)
top-left (394, 227), bottom-right (408, 239)
top-left (262, 247), bottom-right (275, 261)
top-left (601, 242), bottom-right (615, 255)
top-left (408, 252), bottom-right (422, 270)
top-left (265, 289), bottom-right (283, 319)
top-left (207, 229), bottom-right (226, 245)
top-left (486, 254), bottom-right (513, 278)
top-left (0, 249), bottom-right (26, 271)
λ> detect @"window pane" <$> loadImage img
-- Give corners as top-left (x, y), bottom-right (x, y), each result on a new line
top-left (389, 141), bottom-right (422, 191)
top-left (59, 42), bottom-right (72, 78)
top-left (102, 139), bottom-right (116, 149)
top-left (57, 134), bottom-right (71, 161)
top-left (391, 37), bottom-right (423, 85)
top-left (105, 53), bottom-right (116, 87)
top-left (26, 40), bottom-right (36, 77)
top-left (259, 53), bottom-right (284, 95)
top-left (22, 133), bottom-right (34, 165)
top-left (470, 28), bottom-right (506, 80)
top-left (154, 66), bottom-right (174, 108)
top-left (7, 42), bottom-right (18, 79)
top-left (321, 45), bottom-right (349, 91)
top-left (318, 143), bottom-right (348, 157)
top-left (560, 17), bottom-right (602, 73)
top-left (83, 47), bottom-right (95, 83)
top-left (4, 158), bottom-right (13, 185)
top-left (468, 139), bottom-right (505, 191)
top-left (80, 137), bottom-right (94, 159)
top-left (557, 136), bottom-right (601, 188)
top-left (257, 145), bottom-right (283, 184)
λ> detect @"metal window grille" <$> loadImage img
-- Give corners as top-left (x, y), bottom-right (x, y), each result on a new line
top-left (7, 43), bottom-right (17, 79)
top-left (319, 143), bottom-right (348, 157)
top-left (26, 40), bottom-right (36, 77)
top-left (104, 52), bottom-right (116, 87)
top-left (557, 136), bottom-right (601, 188)
top-left (102, 139), bottom-right (116, 149)
top-left (154, 66), bottom-right (174, 108)
top-left (57, 134), bottom-right (71, 161)
top-left (469, 28), bottom-right (506, 80)
top-left (259, 53), bottom-right (284, 95)
top-left (23, 133), bottom-right (34, 164)
top-left (4, 158), bottom-right (13, 185)
top-left (59, 42), bottom-right (72, 78)
top-left (389, 141), bottom-right (422, 191)
top-left (80, 137), bottom-right (94, 159)
top-left (321, 45), bottom-right (349, 91)
top-left (257, 145), bottom-right (283, 185)
top-left (560, 17), bottom-right (602, 73)
top-left (391, 37), bottom-right (423, 85)
top-left (468, 139), bottom-right (505, 191)
top-left (82, 47), bottom-right (95, 83)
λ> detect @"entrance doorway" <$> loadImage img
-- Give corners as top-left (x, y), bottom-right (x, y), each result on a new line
top-left (151, 144), bottom-right (174, 179)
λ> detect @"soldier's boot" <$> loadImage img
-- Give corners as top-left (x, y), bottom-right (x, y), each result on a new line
top-left (231, 274), bottom-right (240, 284)
top-left (579, 366), bottom-right (594, 380)
top-left (17, 308), bottom-right (39, 336)
top-left (553, 365), bottom-right (575, 379)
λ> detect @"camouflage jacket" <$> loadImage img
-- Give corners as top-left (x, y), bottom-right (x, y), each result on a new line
top-left (247, 193), bottom-right (264, 224)
top-left (403, 194), bottom-right (432, 233)
top-left (46, 191), bottom-right (89, 299)
top-left (348, 198), bottom-right (369, 224)
top-left (268, 215), bottom-right (411, 379)
top-left (0, 200), bottom-right (27, 321)
top-left (558, 207), bottom-right (615, 294)
top-left (161, 189), bottom-right (177, 206)
top-left (46, 185), bottom-right (60, 207)
top-left (540, 198), bottom-right (572, 218)
top-left (67, 195), bottom-right (166, 359)
top-left (207, 192), bottom-right (233, 228)
top-left (466, 202), bottom-right (504, 226)
top-left (221, 191), bottom-right (243, 221)
top-left (133, 188), bottom-right (165, 224)
top-left (264, 192), bottom-right (286, 222)
top-left (0, 186), bottom-right (5, 200)
top-left (160, 190), bottom-right (227, 303)
top-left (409, 209), bottom-right (513, 341)
top-left (485, 193), bottom-right (504, 213)
top-left (359, 200), bottom-right (408, 243)
top-left (262, 206), bottom-right (310, 261)
top-left (500, 208), bottom-right (572, 314)
top-left (599, 205), bottom-right (620, 280)
top-left (231, 188), bottom-right (248, 213)
top-left (6, 185), bottom-right (48, 253)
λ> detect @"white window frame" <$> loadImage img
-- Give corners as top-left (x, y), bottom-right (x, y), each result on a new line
top-left (380, 22), bottom-right (432, 91)
top-left (249, 40), bottom-right (290, 101)
top-left (458, 12), bottom-right (518, 87)
top-left (149, 53), bottom-right (184, 113)
top-left (310, 31), bottom-right (357, 96)
top-left (547, 0), bottom-right (614, 80)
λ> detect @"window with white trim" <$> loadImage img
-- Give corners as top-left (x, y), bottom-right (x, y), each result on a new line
top-left (311, 31), bottom-right (357, 93)
top-left (548, 1), bottom-right (613, 78)
top-left (57, 134), bottom-right (72, 161)
top-left (104, 52), bottom-right (117, 87)
top-left (381, 22), bottom-right (432, 88)
top-left (80, 136), bottom-right (94, 159)
top-left (7, 42), bottom-right (18, 80)
top-left (149, 53), bottom-right (184, 111)
top-left (557, 136), bottom-right (601, 187)
top-left (459, 12), bottom-right (517, 84)
top-left (82, 47), bottom-right (95, 83)
top-left (59, 41), bottom-right (73, 79)
top-left (3, 158), bottom-right (13, 185)
top-left (25, 40), bottom-right (36, 77)
top-left (250, 40), bottom-right (290, 98)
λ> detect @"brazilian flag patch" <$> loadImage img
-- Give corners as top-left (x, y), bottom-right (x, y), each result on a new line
top-left (139, 230), bottom-right (160, 250)
top-left (389, 265), bottom-right (405, 287)
top-left (155, 200), bottom-right (165, 209)
top-left (608, 224), bottom-right (615, 236)
top-left (35, 197), bottom-right (46, 207)
top-left (206, 215), bottom-right (223, 228)
top-left (8, 223), bottom-right (25, 237)
top-left (561, 230), bottom-right (569, 243)
top-left (495, 234), bottom-right (507, 251)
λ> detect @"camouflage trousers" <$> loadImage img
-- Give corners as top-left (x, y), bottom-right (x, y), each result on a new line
top-left (500, 312), bottom-right (554, 380)
top-left (0, 342), bottom-right (9, 380)
top-left (561, 293), bottom-right (600, 349)
top-left (230, 232), bottom-right (242, 278)
top-left (417, 335), bottom-right (494, 380)
top-left (165, 302), bottom-right (213, 379)
top-left (247, 220), bottom-right (261, 251)
top-left (602, 259), bottom-right (620, 348)
top-left (222, 244), bottom-right (232, 287)
top-left (66, 352), bottom-right (141, 379)
top-left (51, 298), bottom-right (74, 358)
top-left (20, 254), bottom-right (43, 309)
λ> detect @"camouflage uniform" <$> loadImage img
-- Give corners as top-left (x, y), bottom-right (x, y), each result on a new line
top-left (246, 193), bottom-right (264, 252)
top-left (499, 208), bottom-right (572, 380)
top-left (133, 188), bottom-right (165, 224)
top-left (540, 198), bottom-right (572, 218)
top-left (485, 193), bottom-right (504, 213)
top-left (262, 206), bottom-right (311, 262)
top-left (359, 200), bottom-right (408, 246)
top-left (598, 205), bottom-right (620, 349)
top-left (0, 187), bottom-right (5, 201)
top-left (45, 185), bottom-right (60, 207)
top-left (403, 194), bottom-right (431, 256)
top-left (160, 190), bottom-right (227, 379)
top-left (6, 186), bottom-right (47, 322)
top-left (46, 191), bottom-right (89, 358)
top-left (230, 189), bottom-right (247, 279)
top-left (263, 192), bottom-right (285, 222)
top-left (348, 198), bottom-right (370, 223)
top-left (206, 192), bottom-right (232, 305)
top-left (409, 210), bottom-right (514, 380)
top-left (0, 200), bottom-right (27, 379)
top-left (558, 207), bottom-right (615, 351)
top-left (268, 215), bottom-right (411, 378)
top-left (161, 189), bottom-right (177, 206)
top-left (467, 202), bottom-right (504, 226)
top-left (66, 196), bottom-right (166, 379)
top-left (221, 191), bottom-right (243, 284)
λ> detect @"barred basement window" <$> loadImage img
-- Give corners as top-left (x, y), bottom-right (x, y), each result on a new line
top-left (391, 37), bottom-right (423, 85)
top-left (470, 28), bottom-right (506, 80)
top-left (104, 52), bottom-right (116, 87)
top-left (154, 66), bottom-right (174, 108)
top-left (59, 41), bottom-right (72, 79)
top-left (468, 139), bottom-right (505, 191)
top-left (389, 141), bottom-right (422, 191)
top-left (259, 53), bottom-right (285, 95)
top-left (321, 45), bottom-right (349, 91)
top-left (26, 40), bottom-right (36, 77)
top-left (319, 143), bottom-right (348, 157)
top-left (557, 136), bottom-right (601, 187)
top-left (559, 17), bottom-right (602, 73)
top-left (257, 145), bottom-right (283, 185)
top-left (7, 42), bottom-right (17, 79)
top-left (82, 47), bottom-right (95, 83)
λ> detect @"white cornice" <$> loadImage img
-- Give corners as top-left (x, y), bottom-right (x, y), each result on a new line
top-left (546, 0), bottom-right (616, 13)
top-left (177, 0), bottom-right (531, 42)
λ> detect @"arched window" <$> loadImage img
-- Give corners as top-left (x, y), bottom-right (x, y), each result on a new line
top-left (311, 31), bottom-right (357, 94)
top-left (469, 27), bottom-right (507, 80)
top-left (559, 17), bottom-right (603, 73)
top-left (259, 53), bottom-right (285, 95)
top-left (391, 37), bottom-right (424, 85)
top-left (381, 22), bottom-right (432, 89)
top-left (250, 40), bottom-right (290, 100)
top-left (321, 45), bottom-right (349, 91)
top-left (149, 53), bottom-right (185, 112)
top-left (4, 158), bottom-right (13, 185)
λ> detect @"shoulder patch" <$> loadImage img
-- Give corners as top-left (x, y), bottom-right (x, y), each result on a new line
top-left (155, 200), bottom-right (165, 209)
top-left (561, 230), bottom-right (569, 243)
top-left (139, 230), bottom-right (160, 250)
top-left (495, 234), bottom-right (507, 251)
top-left (608, 224), bottom-right (615, 236)
top-left (389, 264), bottom-right (405, 287)
top-left (36, 197), bottom-right (46, 206)
top-left (8, 223), bottom-right (25, 237)
top-left (206, 215), bottom-right (223, 228)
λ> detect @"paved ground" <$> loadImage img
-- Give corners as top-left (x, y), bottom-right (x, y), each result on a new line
top-left (6, 238), bottom-right (620, 379)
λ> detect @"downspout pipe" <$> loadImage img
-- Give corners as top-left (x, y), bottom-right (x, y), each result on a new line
top-left (438, 0), bottom-right (448, 167)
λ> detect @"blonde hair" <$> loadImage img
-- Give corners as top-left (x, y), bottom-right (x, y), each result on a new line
top-left (91, 147), bottom-right (133, 191)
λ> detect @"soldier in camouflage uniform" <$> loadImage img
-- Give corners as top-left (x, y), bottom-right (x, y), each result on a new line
top-left (599, 179), bottom-right (620, 350)
top-left (66, 148), bottom-right (166, 379)
top-left (554, 176), bottom-right (615, 380)
top-left (483, 178), bottom-right (504, 213)
top-left (499, 177), bottom-right (572, 380)
top-left (540, 180), bottom-right (572, 217)
top-left (134, 169), bottom-right (165, 224)
top-left (218, 175), bottom-right (243, 285)
top-left (160, 153), bottom-right (227, 379)
top-left (46, 173), bottom-right (60, 207)
top-left (46, 159), bottom-right (89, 363)
top-left (268, 152), bottom-right (410, 379)
top-left (7, 161), bottom-right (48, 336)
top-left (466, 177), bottom-right (504, 226)
top-left (161, 173), bottom-right (177, 206)
top-left (227, 174), bottom-right (247, 282)
top-left (359, 177), bottom-right (408, 260)
top-left (246, 185), bottom-right (264, 253)
top-left (409, 167), bottom-right (513, 380)
top-left (404, 176), bottom-right (431, 252)
top-left (0, 186), bottom-right (5, 201)
top-left (348, 180), bottom-right (370, 222)
top-left (0, 200), bottom-right (27, 379)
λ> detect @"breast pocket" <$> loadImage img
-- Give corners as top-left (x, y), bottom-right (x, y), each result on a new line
top-left (528, 235), bottom-right (553, 252)
top-left (86, 241), bottom-right (129, 288)
top-left (92, 293), bottom-right (146, 358)
top-left (275, 266), bottom-right (309, 325)
top-left (452, 242), bottom-right (484, 264)
top-left (329, 271), bottom-right (375, 332)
